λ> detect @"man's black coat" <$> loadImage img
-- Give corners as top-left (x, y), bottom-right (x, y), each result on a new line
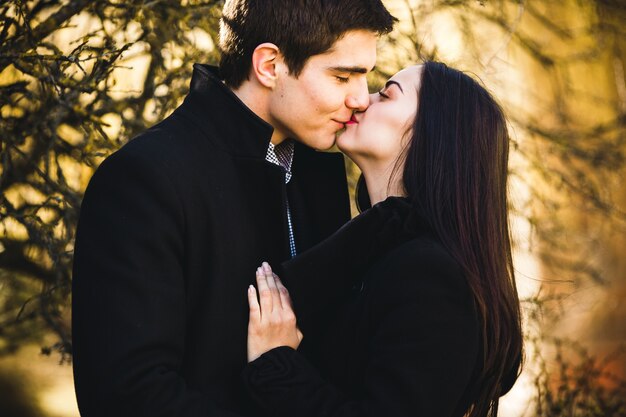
top-left (72, 64), bottom-right (351, 417)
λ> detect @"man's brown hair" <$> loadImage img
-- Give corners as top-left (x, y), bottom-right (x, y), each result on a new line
top-left (219, 0), bottom-right (396, 88)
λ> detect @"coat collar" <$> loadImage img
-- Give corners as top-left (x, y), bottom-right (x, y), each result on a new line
top-left (278, 196), bottom-right (434, 327)
top-left (172, 63), bottom-right (351, 256)
top-left (174, 64), bottom-right (274, 159)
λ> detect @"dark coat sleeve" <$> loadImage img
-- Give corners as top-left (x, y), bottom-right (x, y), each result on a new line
top-left (72, 147), bottom-right (242, 417)
top-left (241, 240), bottom-right (480, 417)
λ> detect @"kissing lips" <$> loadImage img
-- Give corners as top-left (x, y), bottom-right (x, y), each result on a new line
top-left (345, 114), bottom-right (359, 125)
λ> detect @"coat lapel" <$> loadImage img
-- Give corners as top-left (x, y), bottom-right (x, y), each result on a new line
top-left (289, 143), bottom-right (351, 252)
top-left (233, 156), bottom-right (292, 263)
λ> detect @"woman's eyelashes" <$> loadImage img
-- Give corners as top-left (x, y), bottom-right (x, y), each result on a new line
top-left (336, 75), bottom-right (350, 83)
top-left (378, 90), bottom-right (390, 99)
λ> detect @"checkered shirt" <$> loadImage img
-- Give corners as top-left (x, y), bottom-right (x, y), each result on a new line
top-left (265, 140), bottom-right (296, 257)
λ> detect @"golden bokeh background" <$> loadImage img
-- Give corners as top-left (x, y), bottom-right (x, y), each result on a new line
top-left (1, 1), bottom-right (625, 416)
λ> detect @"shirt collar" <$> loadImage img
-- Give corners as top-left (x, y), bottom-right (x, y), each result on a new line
top-left (265, 140), bottom-right (295, 183)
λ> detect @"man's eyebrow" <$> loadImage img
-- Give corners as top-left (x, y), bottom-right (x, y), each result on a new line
top-left (328, 65), bottom-right (376, 74)
top-left (385, 80), bottom-right (404, 94)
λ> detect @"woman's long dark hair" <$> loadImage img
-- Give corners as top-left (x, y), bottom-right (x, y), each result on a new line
top-left (359, 61), bottom-right (523, 416)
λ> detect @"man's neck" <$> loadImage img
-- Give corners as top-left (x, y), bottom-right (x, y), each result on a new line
top-left (231, 82), bottom-right (286, 145)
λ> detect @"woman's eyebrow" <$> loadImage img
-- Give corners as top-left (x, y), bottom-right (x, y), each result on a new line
top-left (385, 80), bottom-right (404, 94)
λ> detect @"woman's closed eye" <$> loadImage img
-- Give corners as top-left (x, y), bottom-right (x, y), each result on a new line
top-left (378, 90), bottom-right (390, 99)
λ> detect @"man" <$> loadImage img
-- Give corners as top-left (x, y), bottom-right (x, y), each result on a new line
top-left (72, 1), bottom-right (396, 416)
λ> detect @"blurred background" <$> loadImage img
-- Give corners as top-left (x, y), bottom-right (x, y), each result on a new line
top-left (1, 0), bottom-right (625, 416)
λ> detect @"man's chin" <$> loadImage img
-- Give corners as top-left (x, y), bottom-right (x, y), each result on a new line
top-left (299, 135), bottom-right (337, 152)
top-left (320, 138), bottom-right (339, 152)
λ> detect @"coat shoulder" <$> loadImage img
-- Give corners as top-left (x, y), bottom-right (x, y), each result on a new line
top-left (121, 113), bottom-right (225, 165)
top-left (366, 236), bottom-right (473, 310)
top-left (376, 236), bottom-right (464, 283)
top-left (94, 112), bottom-right (229, 195)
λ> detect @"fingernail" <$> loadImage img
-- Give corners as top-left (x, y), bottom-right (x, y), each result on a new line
top-left (262, 262), bottom-right (270, 271)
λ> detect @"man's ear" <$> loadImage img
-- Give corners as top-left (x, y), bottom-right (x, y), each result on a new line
top-left (251, 43), bottom-right (281, 88)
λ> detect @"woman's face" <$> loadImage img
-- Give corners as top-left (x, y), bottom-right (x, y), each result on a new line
top-left (337, 65), bottom-right (423, 171)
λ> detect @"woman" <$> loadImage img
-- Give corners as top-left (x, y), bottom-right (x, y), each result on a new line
top-left (243, 61), bottom-right (523, 417)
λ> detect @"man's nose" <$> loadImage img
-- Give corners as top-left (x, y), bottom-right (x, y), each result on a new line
top-left (345, 79), bottom-right (370, 112)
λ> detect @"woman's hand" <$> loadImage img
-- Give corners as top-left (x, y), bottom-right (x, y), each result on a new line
top-left (247, 262), bottom-right (303, 363)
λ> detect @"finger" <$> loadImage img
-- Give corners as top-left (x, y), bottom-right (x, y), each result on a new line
top-left (297, 328), bottom-right (304, 343)
top-left (256, 267), bottom-right (272, 316)
top-left (274, 273), bottom-right (293, 310)
top-left (247, 285), bottom-right (260, 323)
top-left (263, 262), bottom-right (283, 310)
